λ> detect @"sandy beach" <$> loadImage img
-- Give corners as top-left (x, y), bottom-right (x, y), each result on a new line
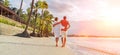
top-left (0, 22), bottom-right (74, 55)
top-left (0, 35), bottom-right (74, 55)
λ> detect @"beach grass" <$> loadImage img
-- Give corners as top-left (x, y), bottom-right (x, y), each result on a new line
top-left (0, 15), bottom-right (33, 31)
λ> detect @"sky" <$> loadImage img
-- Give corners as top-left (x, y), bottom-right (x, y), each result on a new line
top-left (9, 0), bottom-right (120, 36)
top-left (9, 0), bottom-right (120, 21)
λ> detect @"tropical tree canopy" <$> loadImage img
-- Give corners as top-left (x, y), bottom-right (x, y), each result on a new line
top-left (3, 0), bottom-right (10, 7)
top-left (37, 1), bottom-right (48, 10)
top-left (5, 0), bottom-right (54, 37)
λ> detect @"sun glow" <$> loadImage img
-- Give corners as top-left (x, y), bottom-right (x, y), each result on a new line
top-left (103, 18), bottom-right (120, 26)
top-left (101, 8), bottom-right (120, 26)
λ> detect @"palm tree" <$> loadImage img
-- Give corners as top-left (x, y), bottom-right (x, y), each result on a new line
top-left (30, 1), bottom-right (41, 36)
top-left (42, 10), bottom-right (53, 37)
top-left (3, 0), bottom-right (10, 7)
top-left (22, 0), bottom-right (34, 37)
top-left (37, 9), bottom-right (53, 37)
top-left (37, 1), bottom-right (48, 37)
top-left (18, 0), bottom-right (23, 16)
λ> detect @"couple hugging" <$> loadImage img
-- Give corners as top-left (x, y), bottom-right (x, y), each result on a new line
top-left (53, 16), bottom-right (70, 47)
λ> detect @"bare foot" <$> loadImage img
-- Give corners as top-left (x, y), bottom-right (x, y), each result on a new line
top-left (56, 44), bottom-right (58, 47)
top-left (61, 44), bottom-right (65, 47)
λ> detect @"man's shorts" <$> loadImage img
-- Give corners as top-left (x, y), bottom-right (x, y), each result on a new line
top-left (61, 31), bottom-right (67, 37)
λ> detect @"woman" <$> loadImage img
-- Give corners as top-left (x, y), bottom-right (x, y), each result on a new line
top-left (53, 17), bottom-right (61, 47)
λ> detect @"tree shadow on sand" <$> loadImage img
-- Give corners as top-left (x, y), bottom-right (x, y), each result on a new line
top-left (14, 33), bottom-right (31, 38)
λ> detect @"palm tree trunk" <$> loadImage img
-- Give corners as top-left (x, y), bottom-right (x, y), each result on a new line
top-left (22, 0), bottom-right (34, 37)
top-left (31, 9), bottom-right (38, 36)
top-left (41, 9), bottom-right (44, 37)
top-left (19, 0), bottom-right (23, 16)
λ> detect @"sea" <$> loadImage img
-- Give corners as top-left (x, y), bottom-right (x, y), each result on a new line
top-left (66, 37), bottom-right (116, 55)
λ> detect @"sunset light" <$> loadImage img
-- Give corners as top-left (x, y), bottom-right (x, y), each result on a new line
top-left (1, 0), bottom-right (120, 55)
top-left (101, 7), bottom-right (120, 26)
top-left (103, 18), bottom-right (120, 26)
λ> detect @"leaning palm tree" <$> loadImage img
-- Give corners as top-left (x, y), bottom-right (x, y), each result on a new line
top-left (18, 0), bottom-right (23, 16)
top-left (22, 0), bottom-right (34, 37)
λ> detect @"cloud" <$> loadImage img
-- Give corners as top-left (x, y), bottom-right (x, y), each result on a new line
top-left (47, 0), bottom-right (100, 21)
top-left (9, 0), bottom-right (120, 21)
top-left (9, 0), bottom-right (99, 20)
top-left (48, 0), bottom-right (73, 13)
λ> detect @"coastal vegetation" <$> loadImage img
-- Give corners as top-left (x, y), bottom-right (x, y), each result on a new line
top-left (0, 15), bottom-right (33, 31)
top-left (0, 0), bottom-right (54, 37)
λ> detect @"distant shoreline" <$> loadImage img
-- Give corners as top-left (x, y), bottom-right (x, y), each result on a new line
top-left (68, 35), bottom-right (120, 38)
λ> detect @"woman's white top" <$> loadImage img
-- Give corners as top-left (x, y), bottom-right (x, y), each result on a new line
top-left (53, 21), bottom-right (61, 37)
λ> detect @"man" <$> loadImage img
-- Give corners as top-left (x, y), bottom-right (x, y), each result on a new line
top-left (60, 16), bottom-right (70, 47)
top-left (53, 17), bottom-right (61, 47)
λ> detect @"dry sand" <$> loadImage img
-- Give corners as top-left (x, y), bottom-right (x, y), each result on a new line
top-left (0, 23), bottom-right (24, 35)
top-left (0, 21), bottom-right (74, 55)
top-left (0, 35), bottom-right (74, 55)
top-left (0, 23), bottom-right (32, 36)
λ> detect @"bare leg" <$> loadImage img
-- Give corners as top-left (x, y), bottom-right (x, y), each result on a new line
top-left (56, 37), bottom-right (59, 47)
top-left (62, 37), bottom-right (66, 47)
top-left (61, 31), bottom-right (67, 47)
top-left (61, 37), bottom-right (63, 44)
top-left (64, 37), bottom-right (66, 47)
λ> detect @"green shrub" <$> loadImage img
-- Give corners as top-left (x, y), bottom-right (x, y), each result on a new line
top-left (10, 23), bottom-right (16, 26)
top-left (0, 19), bottom-right (9, 24)
top-left (0, 18), bottom-right (16, 26)
top-left (19, 25), bottom-right (26, 28)
top-left (0, 18), bottom-right (33, 31)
